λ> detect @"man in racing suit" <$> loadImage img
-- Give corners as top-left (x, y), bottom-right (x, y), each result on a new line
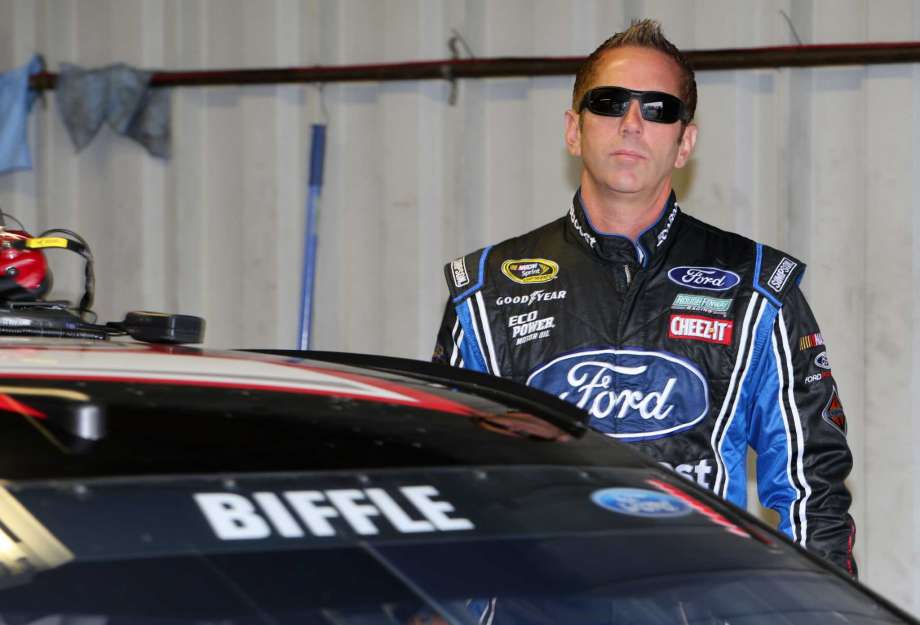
top-left (433, 20), bottom-right (857, 575)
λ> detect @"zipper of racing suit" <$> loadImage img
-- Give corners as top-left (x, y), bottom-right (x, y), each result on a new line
top-left (616, 258), bottom-right (647, 345)
top-left (605, 262), bottom-right (632, 344)
top-left (608, 260), bottom-right (643, 437)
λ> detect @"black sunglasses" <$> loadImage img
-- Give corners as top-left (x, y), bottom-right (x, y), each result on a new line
top-left (579, 86), bottom-right (689, 124)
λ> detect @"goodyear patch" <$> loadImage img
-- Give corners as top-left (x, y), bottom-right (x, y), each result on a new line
top-left (501, 259), bottom-right (559, 284)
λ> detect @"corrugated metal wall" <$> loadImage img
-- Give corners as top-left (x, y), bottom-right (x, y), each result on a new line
top-left (1, 0), bottom-right (918, 613)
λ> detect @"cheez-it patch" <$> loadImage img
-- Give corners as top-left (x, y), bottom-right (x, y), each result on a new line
top-left (668, 314), bottom-right (734, 346)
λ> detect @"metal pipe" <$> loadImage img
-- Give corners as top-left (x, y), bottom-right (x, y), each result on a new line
top-left (297, 124), bottom-right (326, 350)
top-left (688, 41), bottom-right (920, 70)
top-left (27, 41), bottom-right (920, 91)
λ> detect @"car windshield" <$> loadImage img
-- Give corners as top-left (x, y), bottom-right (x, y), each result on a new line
top-left (0, 467), bottom-right (905, 625)
top-left (0, 541), bottom-right (895, 625)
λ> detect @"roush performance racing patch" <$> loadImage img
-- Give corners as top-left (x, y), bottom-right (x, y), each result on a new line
top-left (671, 293), bottom-right (732, 316)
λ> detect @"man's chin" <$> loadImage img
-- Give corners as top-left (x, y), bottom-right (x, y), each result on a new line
top-left (583, 171), bottom-right (649, 198)
top-left (603, 177), bottom-right (645, 195)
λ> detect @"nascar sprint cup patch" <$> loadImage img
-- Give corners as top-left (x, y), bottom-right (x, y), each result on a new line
top-left (501, 259), bottom-right (559, 284)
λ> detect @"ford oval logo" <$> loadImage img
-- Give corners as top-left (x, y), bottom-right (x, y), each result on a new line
top-left (815, 351), bottom-right (830, 370)
top-left (667, 266), bottom-right (741, 291)
top-left (526, 349), bottom-right (709, 441)
top-left (591, 488), bottom-right (692, 518)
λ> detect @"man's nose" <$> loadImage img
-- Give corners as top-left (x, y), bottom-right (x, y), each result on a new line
top-left (619, 98), bottom-right (643, 133)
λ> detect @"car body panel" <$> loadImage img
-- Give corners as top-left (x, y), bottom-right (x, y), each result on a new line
top-left (0, 339), bottom-right (912, 625)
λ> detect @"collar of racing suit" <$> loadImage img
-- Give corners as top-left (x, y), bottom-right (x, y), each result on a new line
top-left (566, 189), bottom-right (681, 268)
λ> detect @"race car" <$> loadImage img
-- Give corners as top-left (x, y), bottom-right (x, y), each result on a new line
top-left (0, 222), bottom-right (912, 625)
top-left (0, 342), bottom-right (912, 625)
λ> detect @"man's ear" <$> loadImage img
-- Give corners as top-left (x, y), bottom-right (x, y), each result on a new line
top-left (564, 109), bottom-right (582, 157)
top-left (674, 122), bottom-right (698, 168)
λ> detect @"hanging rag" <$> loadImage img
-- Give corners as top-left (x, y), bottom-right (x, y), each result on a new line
top-left (55, 63), bottom-right (170, 159)
top-left (0, 55), bottom-right (43, 174)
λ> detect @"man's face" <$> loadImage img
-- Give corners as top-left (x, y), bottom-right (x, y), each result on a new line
top-left (565, 46), bottom-right (697, 201)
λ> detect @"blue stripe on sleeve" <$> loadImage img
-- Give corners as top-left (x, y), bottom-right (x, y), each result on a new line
top-left (455, 302), bottom-right (488, 373)
top-left (722, 303), bottom-right (778, 508)
top-left (744, 304), bottom-right (796, 539)
top-left (753, 243), bottom-right (782, 307)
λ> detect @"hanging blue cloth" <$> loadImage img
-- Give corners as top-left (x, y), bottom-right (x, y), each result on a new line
top-left (0, 55), bottom-right (43, 174)
top-left (55, 63), bottom-right (170, 159)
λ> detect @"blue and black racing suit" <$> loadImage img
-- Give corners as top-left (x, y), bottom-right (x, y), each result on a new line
top-left (434, 191), bottom-right (857, 575)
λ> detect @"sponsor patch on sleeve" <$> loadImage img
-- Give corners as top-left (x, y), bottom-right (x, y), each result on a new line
top-left (804, 370), bottom-right (832, 384)
top-left (768, 257), bottom-right (798, 293)
top-left (822, 387), bottom-right (847, 436)
top-left (814, 351), bottom-right (831, 369)
top-left (450, 257), bottom-right (470, 288)
top-left (668, 314), bottom-right (734, 345)
top-left (798, 332), bottom-right (825, 351)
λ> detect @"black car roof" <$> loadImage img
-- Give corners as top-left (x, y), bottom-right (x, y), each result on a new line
top-left (0, 341), bottom-right (649, 480)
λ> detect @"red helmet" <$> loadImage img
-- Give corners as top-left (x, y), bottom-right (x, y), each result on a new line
top-left (0, 230), bottom-right (51, 302)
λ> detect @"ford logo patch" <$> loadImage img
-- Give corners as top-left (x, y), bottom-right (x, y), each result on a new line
top-left (527, 349), bottom-right (708, 441)
top-left (591, 488), bottom-right (692, 518)
top-left (668, 266), bottom-right (741, 291)
top-left (815, 351), bottom-right (831, 370)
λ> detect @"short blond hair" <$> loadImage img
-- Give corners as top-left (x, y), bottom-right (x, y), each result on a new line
top-left (572, 19), bottom-right (697, 124)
